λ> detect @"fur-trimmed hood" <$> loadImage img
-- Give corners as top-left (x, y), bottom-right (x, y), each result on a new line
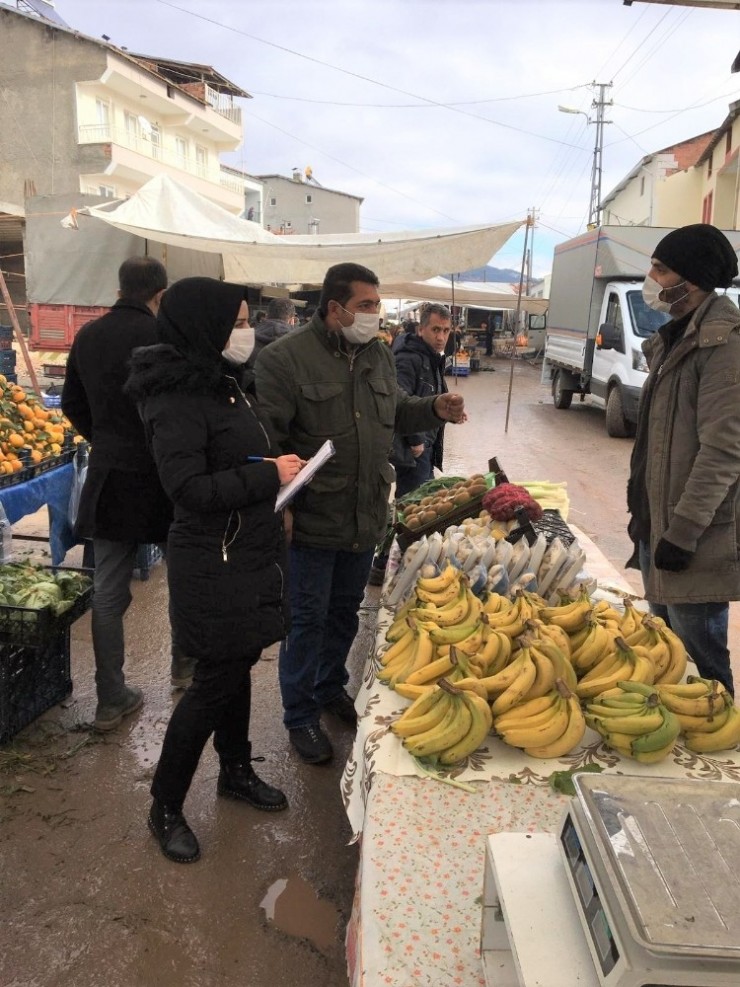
top-left (125, 343), bottom-right (238, 402)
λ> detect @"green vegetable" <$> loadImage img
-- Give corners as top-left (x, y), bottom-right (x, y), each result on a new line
top-left (548, 763), bottom-right (603, 796)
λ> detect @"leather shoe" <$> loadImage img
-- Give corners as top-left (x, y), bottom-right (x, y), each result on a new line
top-left (217, 760), bottom-right (288, 811)
top-left (322, 690), bottom-right (358, 727)
top-left (148, 799), bottom-right (200, 863)
top-left (289, 724), bottom-right (333, 764)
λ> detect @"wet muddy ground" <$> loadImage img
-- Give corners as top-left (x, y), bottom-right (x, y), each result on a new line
top-left (2, 358), bottom-right (738, 987)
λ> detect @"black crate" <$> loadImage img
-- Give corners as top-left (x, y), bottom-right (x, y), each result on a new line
top-left (0, 629), bottom-right (72, 744)
top-left (0, 325), bottom-right (12, 340)
top-left (0, 566), bottom-right (94, 649)
top-left (505, 508), bottom-right (576, 547)
top-left (0, 350), bottom-right (16, 369)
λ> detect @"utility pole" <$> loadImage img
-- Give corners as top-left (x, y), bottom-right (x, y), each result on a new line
top-left (588, 81), bottom-right (613, 229)
top-left (559, 81), bottom-right (613, 229)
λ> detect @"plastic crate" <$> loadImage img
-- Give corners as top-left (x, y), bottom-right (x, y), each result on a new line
top-left (505, 508), bottom-right (577, 548)
top-left (0, 325), bottom-right (12, 340)
top-left (0, 628), bottom-right (72, 744)
top-left (0, 566), bottom-right (94, 649)
top-left (0, 350), bottom-right (16, 369)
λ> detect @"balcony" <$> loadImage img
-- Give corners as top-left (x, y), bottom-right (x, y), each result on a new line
top-left (205, 84), bottom-right (241, 126)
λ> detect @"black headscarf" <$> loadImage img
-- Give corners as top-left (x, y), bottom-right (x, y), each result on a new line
top-left (157, 277), bottom-right (247, 364)
top-left (653, 224), bottom-right (738, 291)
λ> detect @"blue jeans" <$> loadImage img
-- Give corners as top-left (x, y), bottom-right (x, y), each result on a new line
top-left (395, 443), bottom-right (434, 498)
top-left (639, 542), bottom-right (733, 695)
top-left (279, 543), bottom-right (374, 729)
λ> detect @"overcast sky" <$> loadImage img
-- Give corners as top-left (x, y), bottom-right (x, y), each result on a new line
top-left (54, 0), bottom-right (740, 277)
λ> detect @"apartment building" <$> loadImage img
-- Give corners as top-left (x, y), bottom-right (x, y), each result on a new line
top-left (600, 101), bottom-right (740, 232)
top-left (258, 169), bottom-right (363, 235)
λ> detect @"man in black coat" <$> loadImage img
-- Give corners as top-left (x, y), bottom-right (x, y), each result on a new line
top-left (368, 303), bottom-right (452, 585)
top-left (62, 256), bottom-right (177, 731)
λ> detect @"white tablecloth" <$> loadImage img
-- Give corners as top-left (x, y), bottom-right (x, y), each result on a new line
top-left (342, 527), bottom-right (740, 986)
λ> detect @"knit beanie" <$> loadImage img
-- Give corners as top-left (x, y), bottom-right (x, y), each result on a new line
top-left (653, 224), bottom-right (738, 291)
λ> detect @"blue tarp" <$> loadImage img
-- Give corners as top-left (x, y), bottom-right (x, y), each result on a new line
top-left (0, 464), bottom-right (76, 565)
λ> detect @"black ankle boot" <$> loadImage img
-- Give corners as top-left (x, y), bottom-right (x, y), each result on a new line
top-left (148, 799), bottom-right (200, 863)
top-left (217, 760), bottom-right (288, 812)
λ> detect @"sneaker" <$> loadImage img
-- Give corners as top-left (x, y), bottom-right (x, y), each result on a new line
top-left (94, 686), bottom-right (144, 732)
top-left (322, 690), bottom-right (358, 727)
top-left (170, 655), bottom-right (195, 690)
top-left (289, 724), bottom-right (333, 764)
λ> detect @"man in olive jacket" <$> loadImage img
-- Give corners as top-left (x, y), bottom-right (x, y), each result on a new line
top-left (255, 262), bottom-right (466, 763)
top-left (627, 224), bottom-right (740, 695)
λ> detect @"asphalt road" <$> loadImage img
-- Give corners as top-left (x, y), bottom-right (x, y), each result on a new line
top-left (2, 358), bottom-right (738, 987)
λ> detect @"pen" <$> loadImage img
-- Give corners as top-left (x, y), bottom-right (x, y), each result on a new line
top-left (246, 456), bottom-right (277, 463)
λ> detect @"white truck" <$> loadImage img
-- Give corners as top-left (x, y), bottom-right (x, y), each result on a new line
top-left (541, 225), bottom-right (740, 437)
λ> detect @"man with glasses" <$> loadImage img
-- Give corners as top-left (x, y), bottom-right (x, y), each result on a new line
top-left (255, 263), bottom-right (466, 763)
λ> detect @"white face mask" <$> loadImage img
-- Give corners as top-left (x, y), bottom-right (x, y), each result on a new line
top-left (222, 325), bottom-right (255, 364)
top-left (642, 275), bottom-right (688, 313)
top-left (337, 304), bottom-right (380, 345)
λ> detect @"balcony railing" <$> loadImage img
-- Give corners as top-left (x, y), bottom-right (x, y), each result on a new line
top-left (204, 84), bottom-right (241, 125)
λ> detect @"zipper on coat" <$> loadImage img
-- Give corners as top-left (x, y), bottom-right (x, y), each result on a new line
top-left (225, 374), bottom-right (272, 450)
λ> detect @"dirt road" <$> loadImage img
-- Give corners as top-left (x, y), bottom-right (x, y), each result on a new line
top-left (2, 359), bottom-right (737, 987)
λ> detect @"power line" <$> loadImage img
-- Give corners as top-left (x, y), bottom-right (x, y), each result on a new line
top-left (245, 84), bottom-right (591, 109)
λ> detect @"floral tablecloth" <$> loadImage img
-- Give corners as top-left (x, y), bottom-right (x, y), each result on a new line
top-left (342, 527), bottom-right (740, 986)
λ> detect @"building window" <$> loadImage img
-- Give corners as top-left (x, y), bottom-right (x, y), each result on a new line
top-left (98, 185), bottom-right (115, 198)
top-left (175, 136), bottom-right (188, 166)
top-left (702, 191), bottom-right (713, 224)
top-left (639, 176), bottom-right (645, 197)
top-left (195, 144), bottom-right (208, 177)
top-left (726, 130), bottom-right (732, 157)
top-left (270, 197), bottom-right (277, 207)
top-left (95, 98), bottom-right (111, 138)
top-left (150, 124), bottom-right (161, 160)
top-left (305, 194), bottom-right (312, 204)
top-left (707, 153), bottom-right (713, 178)
top-left (124, 111), bottom-right (138, 146)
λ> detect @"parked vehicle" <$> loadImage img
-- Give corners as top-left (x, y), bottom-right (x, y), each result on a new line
top-left (541, 226), bottom-right (740, 437)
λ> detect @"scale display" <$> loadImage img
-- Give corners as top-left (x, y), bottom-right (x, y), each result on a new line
top-left (561, 814), bottom-right (619, 978)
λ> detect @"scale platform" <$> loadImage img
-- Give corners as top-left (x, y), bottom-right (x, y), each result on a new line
top-left (482, 775), bottom-right (740, 987)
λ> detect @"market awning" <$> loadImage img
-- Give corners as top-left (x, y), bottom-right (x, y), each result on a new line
top-left (84, 174), bottom-right (524, 284)
top-left (380, 276), bottom-right (548, 315)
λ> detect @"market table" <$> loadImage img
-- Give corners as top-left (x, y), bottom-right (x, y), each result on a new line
top-left (0, 463), bottom-right (76, 565)
top-left (342, 527), bottom-right (740, 987)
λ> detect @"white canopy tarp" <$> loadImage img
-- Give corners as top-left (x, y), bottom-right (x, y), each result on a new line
top-left (85, 174), bottom-right (523, 284)
top-left (380, 275), bottom-right (549, 315)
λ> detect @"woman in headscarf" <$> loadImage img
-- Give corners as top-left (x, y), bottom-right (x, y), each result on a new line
top-left (126, 277), bottom-right (304, 863)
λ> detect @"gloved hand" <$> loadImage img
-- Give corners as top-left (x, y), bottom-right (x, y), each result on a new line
top-left (654, 538), bottom-right (694, 572)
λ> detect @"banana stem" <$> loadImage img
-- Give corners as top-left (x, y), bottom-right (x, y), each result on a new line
top-left (412, 757), bottom-right (478, 793)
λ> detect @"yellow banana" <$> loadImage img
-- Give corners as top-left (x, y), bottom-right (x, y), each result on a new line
top-left (391, 688), bottom-right (451, 739)
top-left (654, 626), bottom-right (688, 685)
top-left (521, 646), bottom-right (556, 700)
top-left (592, 707), bottom-right (665, 735)
top-left (529, 638), bottom-right (577, 694)
top-left (540, 598), bottom-right (592, 634)
top-left (452, 621), bottom-right (489, 656)
top-left (389, 635), bottom-right (426, 688)
top-left (576, 654), bottom-right (634, 700)
top-left (684, 705), bottom-right (740, 753)
top-left (403, 689), bottom-right (472, 759)
top-left (491, 650), bottom-right (538, 716)
top-left (415, 579), bottom-right (462, 607)
top-left (405, 652), bottom-right (454, 686)
top-left (537, 621), bottom-right (572, 657)
top-left (416, 563), bottom-right (460, 594)
top-left (632, 741), bottom-right (679, 765)
top-left (627, 649), bottom-right (655, 686)
top-left (478, 650), bottom-right (530, 697)
top-left (482, 593), bottom-right (513, 615)
top-left (658, 689), bottom-right (728, 718)
top-left (438, 689), bottom-right (493, 765)
top-left (452, 677), bottom-right (489, 701)
top-left (473, 628), bottom-right (508, 676)
top-left (525, 684), bottom-right (586, 758)
top-left (494, 691), bottom-right (559, 728)
top-left (427, 619), bottom-right (484, 646)
top-left (498, 697), bottom-right (568, 749)
top-left (571, 621), bottom-right (615, 673)
top-left (379, 622), bottom-right (415, 666)
top-left (657, 680), bottom-right (709, 699)
top-left (673, 706), bottom-right (731, 734)
top-left (578, 649), bottom-right (625, 685)
top-left (618, 601), bottom-right (640, 638)
top-left (413, 588), bottom-right (469, 627)
top-left (394, 681), bottom-right (435, 701)
top-left (615, 679), bottom-right (657, 699)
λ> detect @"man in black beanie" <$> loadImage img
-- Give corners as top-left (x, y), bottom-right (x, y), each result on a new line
top-left (627, 223), bottom-right (740, 695)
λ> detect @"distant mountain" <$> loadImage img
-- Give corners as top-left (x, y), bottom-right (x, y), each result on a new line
top-left (440, 265), bottom-right (523, 283)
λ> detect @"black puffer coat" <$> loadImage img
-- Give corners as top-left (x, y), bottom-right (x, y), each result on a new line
top-left (125, 279), bottom-right (288, 660)
top-left (391, 333), bottom-right (448, 470)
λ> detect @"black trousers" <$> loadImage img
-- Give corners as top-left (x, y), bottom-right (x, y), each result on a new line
top-left (151, 650), bottom-right (260, 808)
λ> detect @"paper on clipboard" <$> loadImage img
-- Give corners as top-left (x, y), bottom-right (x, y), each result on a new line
top-left (275, 439), bottom-right (335, 512)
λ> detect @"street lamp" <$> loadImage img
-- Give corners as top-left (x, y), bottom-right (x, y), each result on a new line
top-left (558, 82), bottom-right (612, 228)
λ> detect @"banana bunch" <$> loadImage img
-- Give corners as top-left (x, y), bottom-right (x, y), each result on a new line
top-left (539, 594), bottom-right (592, 635)
top-left (575, 636), bottom-right (654, 700)
top-left (569, 617), bottom-right (619, 675)
top-left (657, 677), bottom-right (740, 753)
top-left (622, 617), bottom-right (688, 685)
top-left (377, 616), bottom-right (435, 688)
top-left (390, 678), bottom-right (493, 766)
top-left (585, 680), bottom-right (680, 763)
top-left (494, 677), bottom-right (586, 758)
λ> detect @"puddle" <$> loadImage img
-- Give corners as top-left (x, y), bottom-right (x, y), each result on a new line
top-left (259, 873), bottom-right (339, 953)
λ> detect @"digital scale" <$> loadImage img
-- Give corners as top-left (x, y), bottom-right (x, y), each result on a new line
top-left (481, 775), bottom-right (740, 987)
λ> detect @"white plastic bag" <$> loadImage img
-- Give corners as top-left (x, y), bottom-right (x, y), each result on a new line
top-left (67, 446), bottom-right (88, 530)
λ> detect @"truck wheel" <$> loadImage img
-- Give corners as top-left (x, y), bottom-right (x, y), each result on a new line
top-left (552, 371), bottom-right (573, 410)
top-left (605, 386), bottom-right (635, 438)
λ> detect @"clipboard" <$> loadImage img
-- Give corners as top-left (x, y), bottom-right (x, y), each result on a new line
top-left (275, 439), bottom-right (335, 512)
